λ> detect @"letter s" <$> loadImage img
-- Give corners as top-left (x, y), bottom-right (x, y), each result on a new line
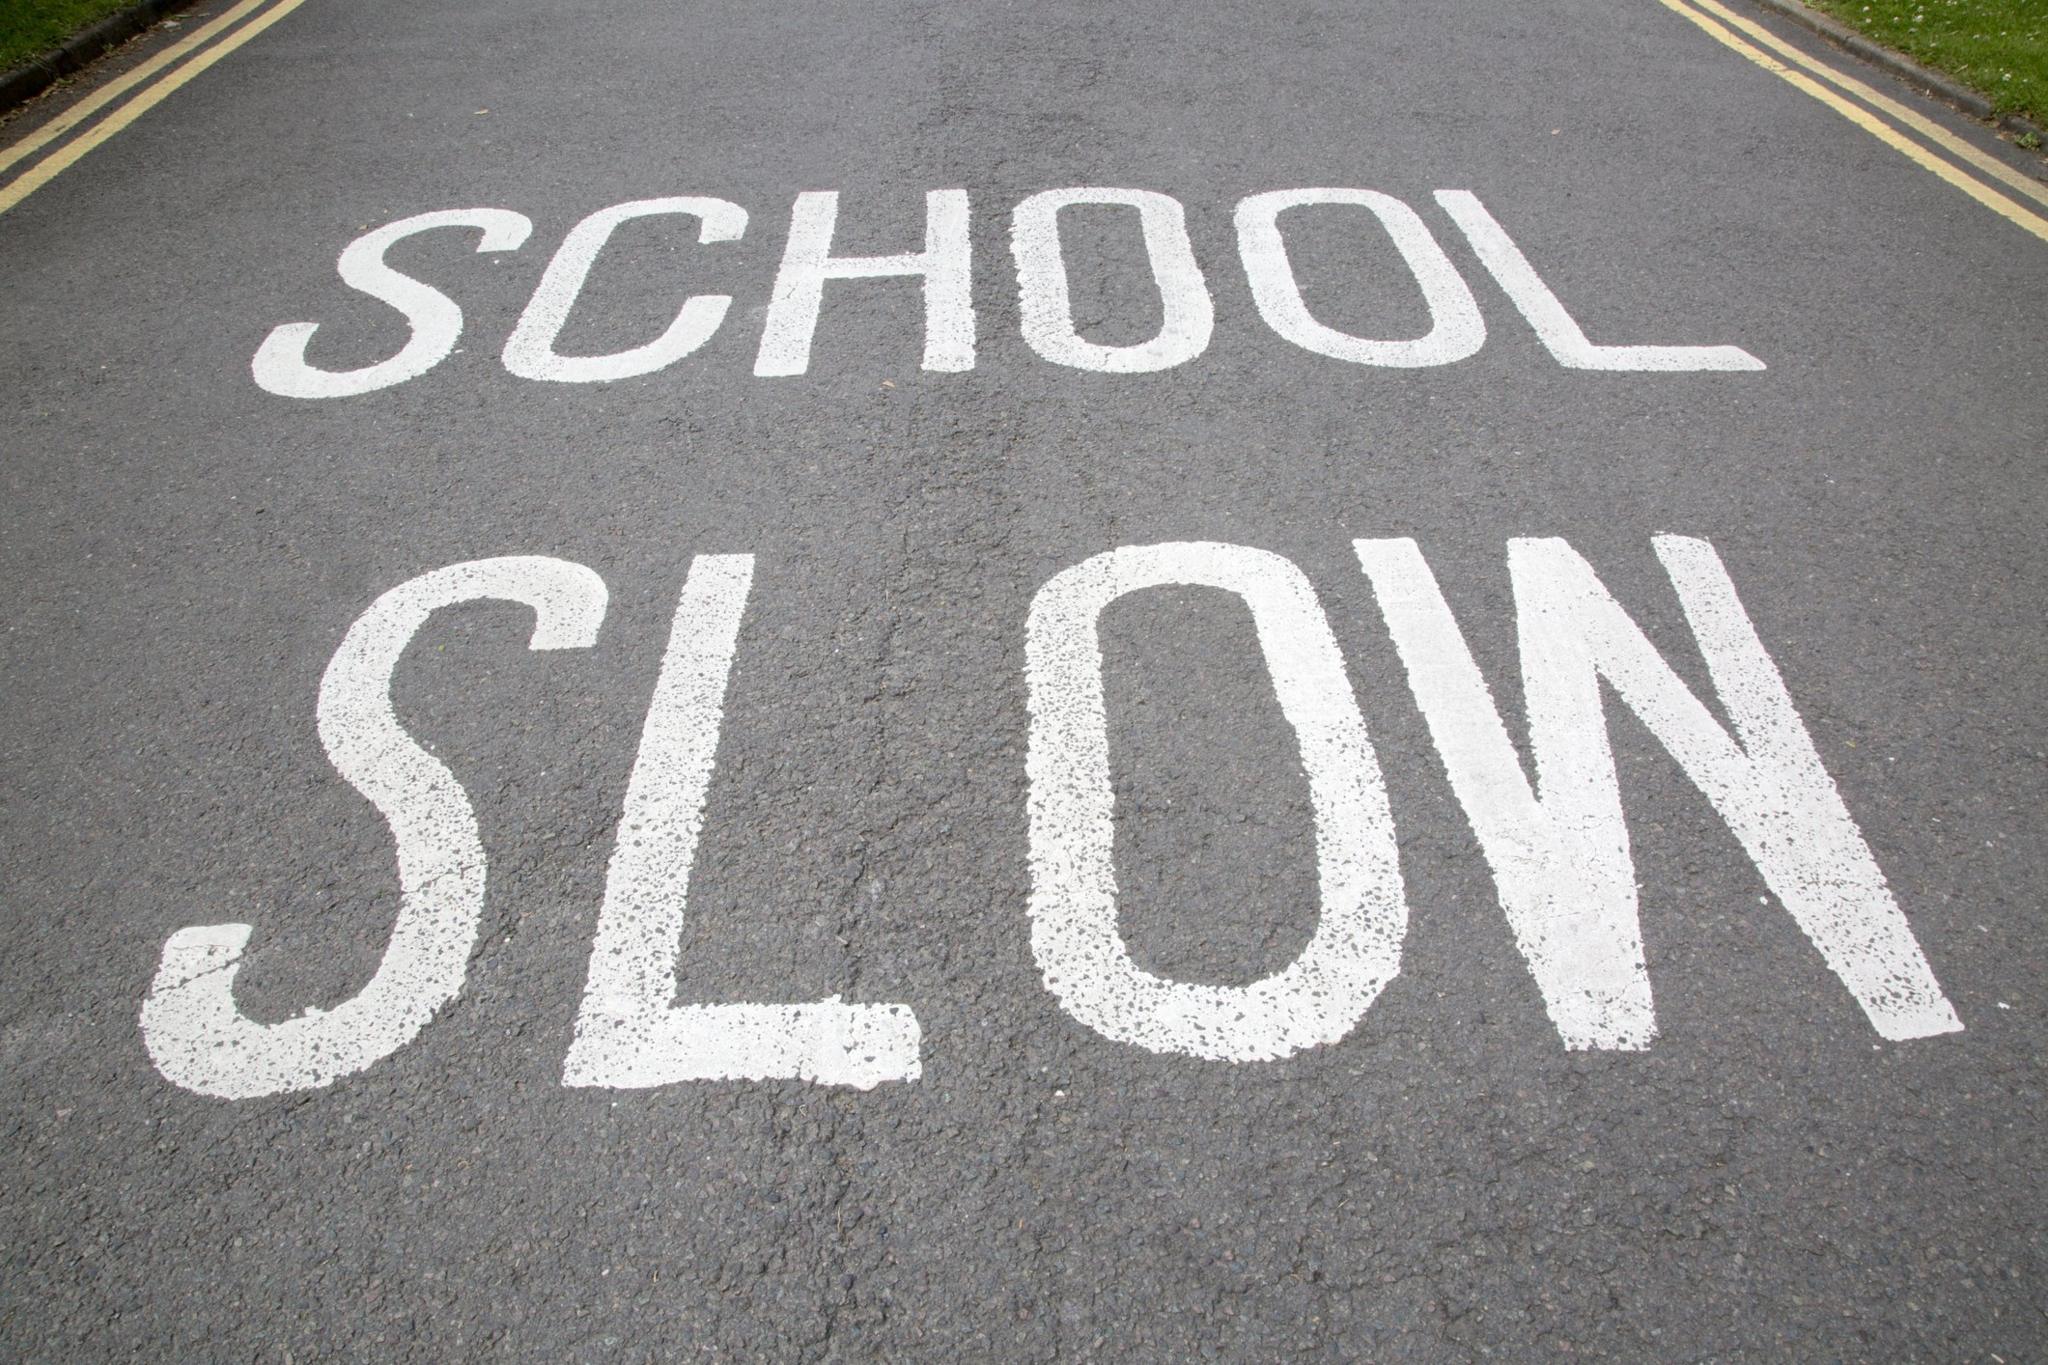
top-left (140, 557), bottom-right (607, 1098)
top-left (251, 209), bottom-right (532, 399)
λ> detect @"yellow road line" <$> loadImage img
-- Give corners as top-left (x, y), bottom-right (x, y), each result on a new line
top-left (0, 0), bottom-right (276, 180)
top-left (0, 0), bottom-right (307, 218)
top-left (1687, 0), bottom-right (2048, 211)
top-left (1656, 0), bottom-right (2048, 244)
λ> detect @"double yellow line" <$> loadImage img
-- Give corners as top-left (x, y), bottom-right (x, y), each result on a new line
top-left (4, 0), bottom-right (2042, 244)
top-left (1658, 0), bottom-right (2048, 243)
top-left (0, 0), bottom-right (308, 218)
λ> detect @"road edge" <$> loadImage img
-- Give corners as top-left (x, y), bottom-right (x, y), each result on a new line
top-left (1741, 0), bottom-right (2047, 142)
top-left (0, 0), bottom-right (202, 118)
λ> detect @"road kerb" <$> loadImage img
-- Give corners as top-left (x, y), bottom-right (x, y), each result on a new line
top-left (0, 0), bottom-right (203, 118)
top-left (1738, 0), bottom-right (2048, 146)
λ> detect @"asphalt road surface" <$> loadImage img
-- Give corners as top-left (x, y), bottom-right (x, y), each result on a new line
top-left (2, 0), bottom-right (2045, 1356)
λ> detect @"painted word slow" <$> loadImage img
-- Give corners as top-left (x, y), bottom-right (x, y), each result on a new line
top-left (139, 538), bottom-right (1960, 1101)
top-left (252, 188), bottom-right (1765, 398)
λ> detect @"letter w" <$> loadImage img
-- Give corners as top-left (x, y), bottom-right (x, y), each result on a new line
top-left (1353, 535), bottom-right (1961, 1049)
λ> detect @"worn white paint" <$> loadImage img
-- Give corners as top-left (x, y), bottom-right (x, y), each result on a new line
top-left (1353, 537), bottom-right (1648, 1047)
top-left (564, 556), bottom-right (921, 1088)
top-left (502, 196), bottom-right (746, 383)
top-left (1024, 542), bottom-right (1408, 1061)
top-left (1353, 535), bottom-right (1960, 1046)
top-left (252, 209), bottom-right (533, 399)
top-left (753, 190), bottom-right (974, 377)
top-left (1011, 188), bottom-right (1215, 373)
top-left (250, 190), bottom-right (1780, 396)
top-left (141, 557), bottom-right (609, 1098)
top-left (1433, 190), bottom-right (1765, 372)
top-left (1235, 189), bottom-right (1486, 367)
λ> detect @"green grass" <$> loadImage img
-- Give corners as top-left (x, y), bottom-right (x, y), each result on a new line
top-left (2, 0), bottom-right (2041, 131)
top-left (0, 0), bottom-right (144, 75)
top-left (1803, 0), bottom-right (2048, 124)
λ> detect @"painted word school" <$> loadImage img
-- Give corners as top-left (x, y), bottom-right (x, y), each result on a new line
top-left (141, 538), bottom-right (1961, 1101)
top-left (253, 187), bottom-right (1764, 397)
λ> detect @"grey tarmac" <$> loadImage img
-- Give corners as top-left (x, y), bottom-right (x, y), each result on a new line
top-left (0, 0), bottom-right (2044, 1357)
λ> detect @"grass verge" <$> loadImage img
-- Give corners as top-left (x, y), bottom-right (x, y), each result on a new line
top-left (1802, 0), bottom-right (2047, 125)
top-left (0, 0), bottom-right (142, 75)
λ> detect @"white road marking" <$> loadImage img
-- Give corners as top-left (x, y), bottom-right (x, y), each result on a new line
top-left (251, 209), bottom-right (534, 399)
top-left (139, 531), bottom-right (1967, 1099)
top-left (1434, 190), bottom-right (1766, 372)
top-left (1010, 188), bottom-right (1216, 373)
top-left (563, 556), bottom-right (921, 1089)
top-left (502, 197), bottom-right (747, 383)
top-left (753, 190), bottom-right (975, 377)
top-left (1354, 535), bottom-right (1960, 1046)
top-left (141, 557), bottom-right (609, 1099)
top-left (1024, 542), bottom-right (1408, 1061)
top-left (1235, 188), bottom-right (1486, 367)
top-left (251, 189), bottom-right (1782, 395)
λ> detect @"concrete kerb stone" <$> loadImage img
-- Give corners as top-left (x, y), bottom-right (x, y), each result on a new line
top-left (3, 0), bottom-right (2039, 155)
top-left (0, 0), bottom-right (203, 120)
top-left (1740, 0), bottom-right (2048, 151)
